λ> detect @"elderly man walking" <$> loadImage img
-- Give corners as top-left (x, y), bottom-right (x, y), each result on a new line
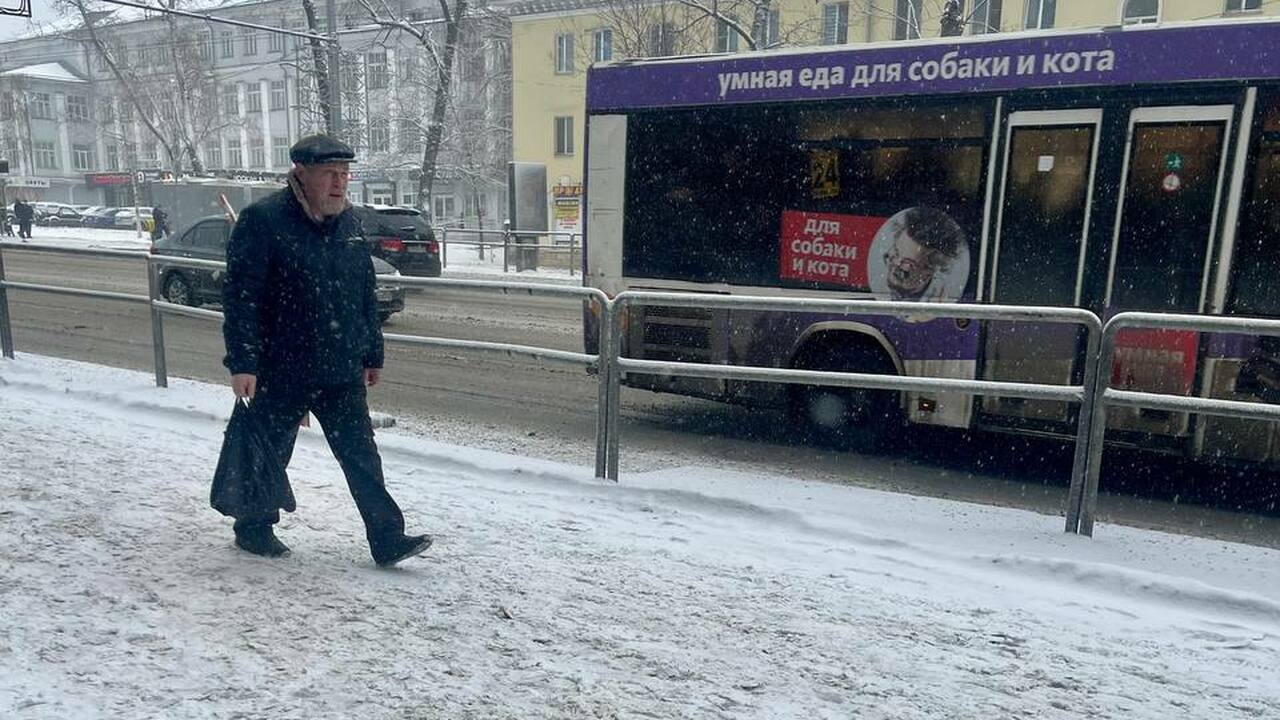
top-left (219, 134), bottom-right (431, 566)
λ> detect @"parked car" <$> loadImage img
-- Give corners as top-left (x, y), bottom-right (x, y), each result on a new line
top-left (112, 207), bottom-right (155, 232)
top-left (151, 216), bottom-right (406, 323)
top-left (83, 207), bottom-right (124, 228)
top-left (34, 204), bottom-right (84, 227)
top-left (352, 204), bottom-right (441, 277)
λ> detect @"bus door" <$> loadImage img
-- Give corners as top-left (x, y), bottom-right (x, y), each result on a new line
top-left (1105, 105), bottom-right (1234, 438)
top-left (982, 110), bottom-right (1102, 427)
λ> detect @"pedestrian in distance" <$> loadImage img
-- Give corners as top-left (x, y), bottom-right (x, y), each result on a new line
top-left (151, 204), bottom-right (169, 241)
top-left (13, 199), bottom-right (33, 239)
top-left (217, 133), bottom-right (432, 567)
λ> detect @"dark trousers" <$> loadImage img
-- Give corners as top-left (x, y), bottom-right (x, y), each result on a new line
top-left (17, 221), bottom-right (31, 239)
top-left (233, 381), bottom-right (406, 550)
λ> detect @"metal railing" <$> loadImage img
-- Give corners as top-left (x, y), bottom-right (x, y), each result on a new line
top-left (605, 292), bottom-right (1103, 491)
top-left (6, 240), bottom-right (1280, 539)
top-left (435, 226), bottom-right (581, 276)
top-left (1067, 312), bottom-right (1280, 536)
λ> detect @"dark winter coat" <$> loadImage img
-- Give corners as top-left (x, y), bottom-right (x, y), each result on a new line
top-left (221, 185), bottom-right (384, 387)
top-left (13, 201), bottom-right (33, 221)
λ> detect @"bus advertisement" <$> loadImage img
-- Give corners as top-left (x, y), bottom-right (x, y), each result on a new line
top-left (581, 20), bottom-right (1280, 463)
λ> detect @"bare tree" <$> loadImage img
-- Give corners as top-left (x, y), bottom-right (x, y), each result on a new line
top-left (298, 0), bottom-right (336, 134)
top-left (353, 0), bottom-right (477, 211)
top-left (55, 0), bottom-right (230, 174)
top-left (587, 0), bottom-right (817, 58)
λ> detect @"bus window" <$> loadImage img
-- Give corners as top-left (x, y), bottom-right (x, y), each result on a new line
top-left (1230, 140), bottom-right (1280, 316)
top-left (1109, 120), bottom-right (1228, 313)
top-left (992, 123), bottom-right (1096, 306)
top-left (621, 101), bottom-right (990, 292)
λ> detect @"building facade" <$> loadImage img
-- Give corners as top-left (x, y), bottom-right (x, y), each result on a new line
top-left (0, 0), bottom-right (512, 227)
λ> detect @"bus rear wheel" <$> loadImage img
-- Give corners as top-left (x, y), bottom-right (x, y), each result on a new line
top-left (790, 345), bottom-right (901, 452)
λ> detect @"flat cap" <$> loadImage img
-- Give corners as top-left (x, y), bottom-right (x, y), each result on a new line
top-left (289, 134), bottom-right (357, 165)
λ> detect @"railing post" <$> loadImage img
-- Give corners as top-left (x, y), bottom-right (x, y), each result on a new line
top-left (439, 227), bottom-right (448, 270)
top-left (0, 244), bottom-right (15, 359)
top-left (594, 296), bottom-right (613, 479)
top-left (146, 256), bottom-right (168, 388)
top-left (606, 295), bottom-right (624, 480)
top-left (502, 221), bottom-right (511, 273)
top-left (569, 233), bottom-right (578, 277)
top-left (1064, 319), bottom-right (1102, 534)
top-left (1077, 323), bottom-right (1120, 537)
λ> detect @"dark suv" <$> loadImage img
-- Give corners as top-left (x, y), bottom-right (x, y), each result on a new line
top-left (151, 216), bottom-right (406, 323)
top-left (352, 205), bottom-right (441, 276)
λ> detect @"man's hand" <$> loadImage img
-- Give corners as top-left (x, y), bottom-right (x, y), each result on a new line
top-left (231, 373), bottom-right (257, 400)
top-left (364, 368), bottom-right (381, 387)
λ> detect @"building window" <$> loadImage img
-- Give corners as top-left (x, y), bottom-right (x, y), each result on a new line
top-left (250, 140), bottom-right (266, 168)
top-left (99, 98), bottom-right (115, 125)
top-left (433, 195), bottom-right (456, 221)
top-left (34, 141), bottom-right (58, 169)
top-left (32, 92), bottom-right (53, 119)
top-left (242, 28), bottom-right (258, 56)
top-left (894, 0), bottom-right (922, 39)
top-left (227, 138), bottom-right (243, 168)
top-left (269, 22), bottom-right (286, 52)
top-left (366, 52), bottom-right (388, 89)
top-left (270, 80), bottom-right (287, 111)
top-left (400, 119), bottom-right (422, 154)
top-left (970, 0), bottom-right (1003, 33)
top-left (369, 118), bottom-right (390, 152)
top-left (72, 144), bottom-right (95, 171)
top-left (123, 142), bottom-right (137, 168)
top-left (554, 115), bottom-right (574, 156)
top-left (272, 136), bottom-right (289, 167)
top-left (1121, 0), bottom-right (1159, 24)
top-left (106, 144), bottom-right (119, 170)
top-left (755, 9), bottom-right (781, 47)
top-left (66, 94), bottom-right (90, 122)
top-left (401, 189), bottom-right (416, 207)
top-left (823, 3), bottom-right (849, 45)
top-left (1025, 0), bottom-right (1056, 29)
top-left (205, 141), bottom-right (222, 168)
top-left (120, 99), bottom-right (134, 124)
top-left (0, 92), bottom-right (12, 120)
top-left (222, 84), bottom-right (239, 116)
top-left (648, 22), bottom-right (675, 56)
top-left (592, 28), bottom-right (613, 62)
top-left (1226, 0), bottom-right (1261, 11)
top-left (555, 33), bottom-right (574, 74)
top-left (199, 32), bottom-right (212, 61)
top-left (398, 54), bottom-right (419, 86)
top-left (221, 30), bottom-right (235, 58)
top-left (143, 142), bottom-right (158, 163)
top-left (715, 18), bottom-right (740, 53)
top-left (247, 84), bottom-right (262, 113)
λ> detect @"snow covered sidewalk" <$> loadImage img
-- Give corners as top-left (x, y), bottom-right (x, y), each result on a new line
top-left (1, 355), bottom-right (1278, 719)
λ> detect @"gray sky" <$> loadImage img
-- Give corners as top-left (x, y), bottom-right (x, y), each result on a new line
top-left (0, 0), bottom-right (58, 43)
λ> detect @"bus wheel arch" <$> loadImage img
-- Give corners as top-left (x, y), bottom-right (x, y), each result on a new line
top-left (788, 327), bottom-right (904, 451)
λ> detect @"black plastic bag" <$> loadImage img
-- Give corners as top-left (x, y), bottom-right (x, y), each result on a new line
top-left (210, 399), bottom-right (296, 518)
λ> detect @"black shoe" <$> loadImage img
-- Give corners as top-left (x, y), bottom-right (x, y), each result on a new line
top-left (373, 534), bottom-right (433, 567)
top-left (234, 528), bottom-right (291, 558)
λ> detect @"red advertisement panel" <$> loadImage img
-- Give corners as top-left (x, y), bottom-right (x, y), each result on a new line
top-left (779, 210), bottom-right (886, 289)
top-left (1112, 329), bottom-right (1200, 395)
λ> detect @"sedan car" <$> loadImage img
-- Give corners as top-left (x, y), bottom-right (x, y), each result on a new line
top-left (352, 204), bottom-right (441, 277)
top-left (151, 216), bottom-right (405, 323)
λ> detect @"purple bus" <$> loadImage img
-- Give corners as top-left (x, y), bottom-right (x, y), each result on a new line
top-left (582, 19), bottom-right (1280, 462)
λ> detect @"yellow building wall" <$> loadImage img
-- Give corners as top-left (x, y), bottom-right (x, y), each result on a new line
top-left (511, 14), bottom-right (593, 190)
